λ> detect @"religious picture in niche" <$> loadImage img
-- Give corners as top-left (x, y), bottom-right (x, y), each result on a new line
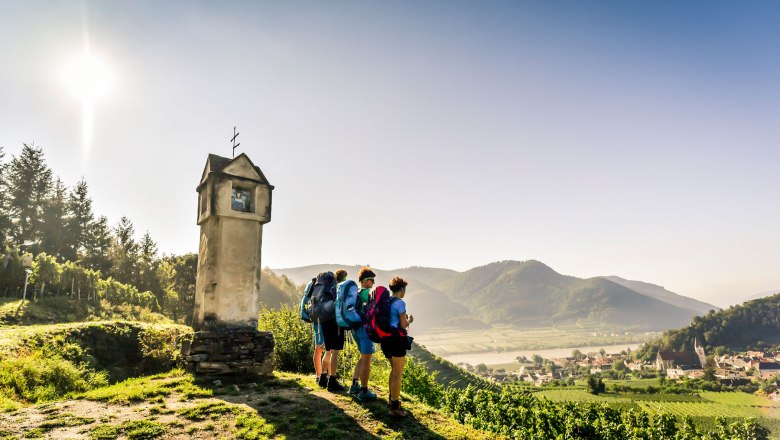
top-left (231, 187), bottom-right (252, 212)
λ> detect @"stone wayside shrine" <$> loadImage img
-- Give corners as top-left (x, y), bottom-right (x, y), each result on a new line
top-left (180, 153), bottom-right (275, 377)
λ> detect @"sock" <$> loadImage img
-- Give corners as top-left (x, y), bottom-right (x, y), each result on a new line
top-left (352, 379), bottom-right (359, 386)
top-left (361, 387), bottom-right (368, 394)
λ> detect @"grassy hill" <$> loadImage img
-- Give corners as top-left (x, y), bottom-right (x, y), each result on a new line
top-left (408, 344), bottom-right (495, 390)
top-left (0, 319), bottom-right (501, 439)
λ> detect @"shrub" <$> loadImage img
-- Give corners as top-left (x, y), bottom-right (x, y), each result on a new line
top-left (257, 306), bottom-right (315, 373)
top-left (402, 358), bottom-right (444, 407)
top-left (0, 350), bottom-right (108, 402)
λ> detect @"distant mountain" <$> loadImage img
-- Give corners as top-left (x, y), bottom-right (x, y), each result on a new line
top-left (636, 293), bottom-right (780, 359)
top-left (599, 276), bottom-right (717, 316)
top-left (747, 289), bottom-right (780, 301)
top-left (273, 260), bottom-right (710, 332)
top-left (437, 260), bottom-right (699, 330)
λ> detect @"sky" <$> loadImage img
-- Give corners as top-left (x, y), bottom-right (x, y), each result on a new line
top-left (1, 1), bottom-right (779, 307)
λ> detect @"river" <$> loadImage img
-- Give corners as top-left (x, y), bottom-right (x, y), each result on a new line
top-left (439, 343), bottom-right (644, 366)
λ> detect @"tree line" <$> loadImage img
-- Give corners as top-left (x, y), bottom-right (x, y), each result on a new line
top-left (0, 144), bottom-right (195, 320)
top-left (636, 293), bottom-right (780, 360)
top-left (0, 143), bottom-right (301, 323)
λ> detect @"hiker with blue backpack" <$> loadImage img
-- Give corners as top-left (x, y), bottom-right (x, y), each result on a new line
top-left (337, 267), bottom-right (378, 402)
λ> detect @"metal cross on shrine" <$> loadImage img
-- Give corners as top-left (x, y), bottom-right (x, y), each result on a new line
top-left (230, 126), bottom-right (241, 158)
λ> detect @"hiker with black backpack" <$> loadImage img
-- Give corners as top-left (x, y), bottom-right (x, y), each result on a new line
top-left (307, 270), bottom-right (347, 392)
top-left (346, 267), bottom-right (378, 401)
top-left (382, 277), bottom-right (414, 417)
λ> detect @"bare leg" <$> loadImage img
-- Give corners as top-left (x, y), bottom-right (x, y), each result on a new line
top-left (328, 350), bottom-right (340, 376)
top-left (389, 356), bottom-right (406, 401)
top-left (359, 354), bottom-right (372, 387)
top-left (314, 345), bottom-right (325, 375)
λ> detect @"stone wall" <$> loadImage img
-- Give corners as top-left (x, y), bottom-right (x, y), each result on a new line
top-left (180, 329), bottom-right (274, 377)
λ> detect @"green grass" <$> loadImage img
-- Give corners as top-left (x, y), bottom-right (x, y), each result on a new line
top-left (605, 378), bottom-right (659, 389)
top-left (77, 369), bottom-right (210, 403)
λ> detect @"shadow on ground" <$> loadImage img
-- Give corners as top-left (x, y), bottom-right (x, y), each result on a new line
top-left (217, 375), bottom-right (447, 439)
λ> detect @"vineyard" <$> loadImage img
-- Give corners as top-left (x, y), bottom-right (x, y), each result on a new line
top-left (535, 387), bottom-right (780, 437)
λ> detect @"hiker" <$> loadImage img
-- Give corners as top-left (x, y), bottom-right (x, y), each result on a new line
top-left (320, 269), bottom-right (348, 392)
top-left (348, 267), bottom-right (378, 401)
top-left (302, 277), bottom-right (331, 388)
top-left (313, 318), bottom-right (329, 388)
top-left (382, 276), bottom-right (414, 417)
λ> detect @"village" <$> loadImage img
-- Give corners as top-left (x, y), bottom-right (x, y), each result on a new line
top-left (463, 340), bottom-right (780, 397)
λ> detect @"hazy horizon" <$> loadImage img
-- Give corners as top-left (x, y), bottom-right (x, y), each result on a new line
top-left (2, 1), bottom-right (779, 308)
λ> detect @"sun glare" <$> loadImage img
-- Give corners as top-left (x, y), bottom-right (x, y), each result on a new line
top-left (62, 51), bottom-right (113, 153)
top-left (63, 54), bottom-right (113, 101)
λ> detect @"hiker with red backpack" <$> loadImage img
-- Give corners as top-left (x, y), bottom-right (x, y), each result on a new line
top-left (364, 276), bottom-right (414, 417)
top-left (346, 267), bottom-right (378, 402)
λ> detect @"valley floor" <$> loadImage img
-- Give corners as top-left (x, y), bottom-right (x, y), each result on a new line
top-left (0, 370), bottom-right (500, 440)
top-left (414, 324), bottom-right (655, 365)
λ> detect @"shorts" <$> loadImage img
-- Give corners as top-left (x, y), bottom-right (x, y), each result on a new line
top-left (352, 326), bottom-right (376, 355)
top-left (380, 337), bottom-right (407, 359)
top-left (312, 323), bottom-right (324, 346)
top-left (320, 319), bottom-right (345, 351)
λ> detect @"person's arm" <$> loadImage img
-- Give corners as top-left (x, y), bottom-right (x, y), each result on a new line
top-left (398, 300), bottom-right (413, 329)
top-left (400, 313), bottom-right (410, 329)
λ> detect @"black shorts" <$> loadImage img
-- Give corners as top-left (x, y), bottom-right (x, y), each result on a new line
top-left (380, 337), bottom-right (407, 359)
top-left (320, 319), bottom-right (345, 351)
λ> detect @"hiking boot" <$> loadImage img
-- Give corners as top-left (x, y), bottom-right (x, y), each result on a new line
top-left (357, 389), bottom-right (377, 402)
top-left (388, 399), bottom-right (407, 417)
top-left (317, 374), bottom-right (328, 389)
top-left (327, 377), bottom-right (346, 393)
top-left (349, 382), bottom-right (361, 396)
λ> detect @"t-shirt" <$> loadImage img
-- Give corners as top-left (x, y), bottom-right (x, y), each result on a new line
top-left (390, 298), bottom-right (406, 329)
top-left (357, 288), bottom-right (370, 312)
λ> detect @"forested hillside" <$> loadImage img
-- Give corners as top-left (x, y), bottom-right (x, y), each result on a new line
top-left (636, 293), bottom-right (780, 360)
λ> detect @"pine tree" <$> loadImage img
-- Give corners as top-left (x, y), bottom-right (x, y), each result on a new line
top-left (138, 230), bottom-right (161, 295)
top-left (40, 178), bottom-right (68, 258)
top-left (7, 144), bottom-right (53, 252)
top-left (83, 215), bottom-right (112, 274)
top-left (0, 147), bottom-right (12, 245)
top-left (64, 178), bottom-right (94, 261)
top-left (110, 215), bottom-right (138, 284)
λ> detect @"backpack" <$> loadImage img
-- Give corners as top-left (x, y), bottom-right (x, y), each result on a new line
top-left (364, 286), bottom-right (407, 343)
top-left (308, 271), bottom-right (337, 323)
top-left (335, 280), bottom-right (364, 329)
top-left (299, 278), bottom-right (316, 323)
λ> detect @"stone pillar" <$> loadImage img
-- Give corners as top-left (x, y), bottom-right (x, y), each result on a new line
top-left (182, 153), bottom-right (275, 377)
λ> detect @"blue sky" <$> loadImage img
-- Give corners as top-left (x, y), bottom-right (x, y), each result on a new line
top-left (1, 1), bottom-right (779, 306)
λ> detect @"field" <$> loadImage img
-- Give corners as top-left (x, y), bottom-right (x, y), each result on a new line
top-left (414, 324), bottom-right (653, 366)
top-left (535, 388), bottom-right (780, 438)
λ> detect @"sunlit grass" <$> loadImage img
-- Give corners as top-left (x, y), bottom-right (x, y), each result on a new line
top-left (77, 369), bottom-right (210, 404)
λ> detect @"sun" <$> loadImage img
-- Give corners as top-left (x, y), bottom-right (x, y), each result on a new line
top-left (62, 53), bottom-right (113, 101)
